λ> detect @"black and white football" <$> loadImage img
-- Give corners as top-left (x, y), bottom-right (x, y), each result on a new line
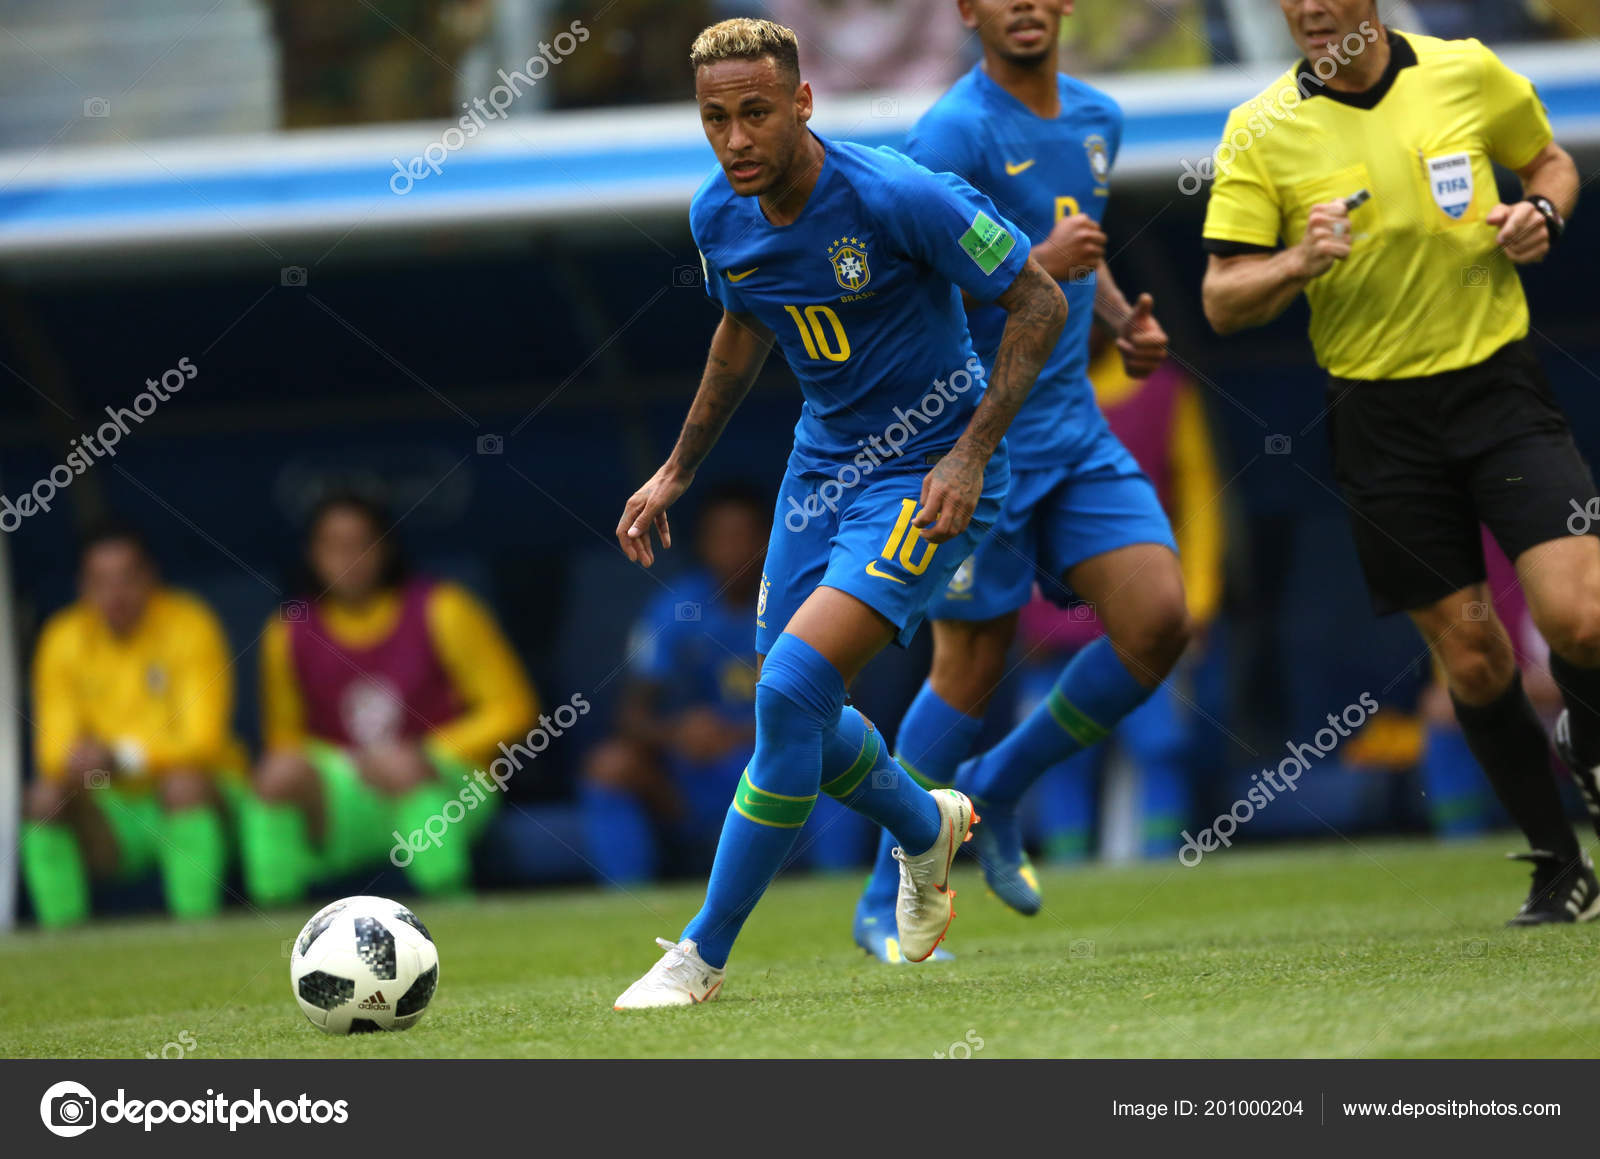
top-left (290, 896), bottom-right (439, 1034)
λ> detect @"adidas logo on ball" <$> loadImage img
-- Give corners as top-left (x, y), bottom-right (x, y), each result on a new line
top-left (357, 991), bottom-right (390, 1011)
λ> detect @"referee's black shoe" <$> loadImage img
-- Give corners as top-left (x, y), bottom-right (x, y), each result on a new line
top-left (1505, 850), bottom-right (1600, 926)
top-left (1552, 709), bottom-right (1600, 841)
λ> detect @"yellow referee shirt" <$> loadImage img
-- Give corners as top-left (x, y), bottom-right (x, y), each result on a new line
top-left (1202, 32), bottom-right (1553, 380)
top-left (32, 588), bottom-right (243, 785)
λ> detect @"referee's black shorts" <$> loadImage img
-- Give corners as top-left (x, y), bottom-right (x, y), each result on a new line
top-left (1326, 337), bottom-right (1598, 617)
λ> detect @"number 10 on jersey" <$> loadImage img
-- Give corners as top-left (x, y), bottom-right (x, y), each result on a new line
top-left (783, 304), bottom-right (851, 362)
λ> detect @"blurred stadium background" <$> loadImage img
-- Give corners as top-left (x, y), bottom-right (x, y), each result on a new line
top-left (3, 0), bottom-right (1599, 930)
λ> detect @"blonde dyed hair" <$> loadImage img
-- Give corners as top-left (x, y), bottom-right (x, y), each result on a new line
top-left (689, 18), bottom-right (801, 84)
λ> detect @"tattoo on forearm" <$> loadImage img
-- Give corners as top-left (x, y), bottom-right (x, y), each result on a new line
top-left (671, 328), bottom-right (767, 472)
top-left (673, 371), bottom-right (745, 472)
top-left (957, 263), bottom-right (1065, 460)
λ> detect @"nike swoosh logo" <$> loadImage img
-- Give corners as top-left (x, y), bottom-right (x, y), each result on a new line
top-left (726, 267), bottom-right (759, 282)
top-left (934, 799), bottom-right (966, 892)
top-left (865, 560), bottom-right (906, 584)
top-left (1004, 159), bottom-right (1036, 176)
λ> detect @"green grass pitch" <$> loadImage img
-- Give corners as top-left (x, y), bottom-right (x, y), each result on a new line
top-left (3, 835), bottom-right (1597, 1058)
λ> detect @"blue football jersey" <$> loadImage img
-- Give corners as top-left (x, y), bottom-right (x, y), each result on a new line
top-left (907, 65), bottom-right (1123, 472)
top-left (691, 134), bottom-right (1030, 478)
top-left (627, 572), bottom-right (757, 717)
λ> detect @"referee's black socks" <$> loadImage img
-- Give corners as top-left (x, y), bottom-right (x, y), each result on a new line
top-left (1451, 671), bottom-right (1581, 862)
top-left (1550, 652), bottom-right (1600, 768)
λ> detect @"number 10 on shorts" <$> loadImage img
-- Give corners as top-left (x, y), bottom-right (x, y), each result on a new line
top-left (882, 498), bottom-right (938, 575)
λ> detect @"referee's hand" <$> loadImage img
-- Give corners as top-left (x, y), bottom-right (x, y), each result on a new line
top-left (1486, 201), bottom-right (1550, 265)
top-left (1295, 201), bottom-right (1353, 279)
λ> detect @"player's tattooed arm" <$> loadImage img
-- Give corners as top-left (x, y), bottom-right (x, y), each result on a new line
top-left (617, 310), bottom-right (774, 566)
top-left (671, 310), bottom-right (775, 474)
top-left (915, 257), bottom-right (1066, 544)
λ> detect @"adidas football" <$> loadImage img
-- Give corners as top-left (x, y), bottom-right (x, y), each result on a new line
top-left (290, 896), bottom-right (439, 1034)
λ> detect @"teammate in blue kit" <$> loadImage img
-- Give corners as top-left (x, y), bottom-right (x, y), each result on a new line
top-left (612, 16), bottom-right (1067, 1008)
top-left (852, 0), bottom-right (1192, 956)
top-left (582, 485), bottom-right (871, 882)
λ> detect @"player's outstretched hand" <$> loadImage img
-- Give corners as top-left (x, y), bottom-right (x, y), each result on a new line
top-left (1117, 293), bottom-right (1168, 379)
top-left (1296, 201), bottom-right (1353, 279)
top-left (617, 464), bottom-right (691, 567)
top-left (1486, 201), bottom-right (1550, 265)
top-left (914, 451), bottom-right (980, 544)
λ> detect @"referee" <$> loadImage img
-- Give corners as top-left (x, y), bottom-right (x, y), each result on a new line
top-left (1201, 1), bottom-right (1598, 924)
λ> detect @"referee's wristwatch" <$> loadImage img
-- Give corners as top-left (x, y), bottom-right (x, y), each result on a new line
top-left (1525, 194), bottom-right (1565, 247)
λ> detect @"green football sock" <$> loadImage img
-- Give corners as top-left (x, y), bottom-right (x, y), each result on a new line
top-left (158, 807), bottom-right (227, 920)
top-left (237, 798), bottom-right (313, 907)
top-left (395, 782), bottom-right (471, 895)
top-left (21, 824), bottom-right (90, 928)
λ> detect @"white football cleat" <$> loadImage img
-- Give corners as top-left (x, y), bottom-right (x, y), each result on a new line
top-left (893, 789), bottom-right (978, 962)
top-left (613, 937), bottom-right (726, 1010)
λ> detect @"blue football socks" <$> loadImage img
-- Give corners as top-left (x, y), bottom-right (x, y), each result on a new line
top-left (960, 636), bottom-right (1154, 809)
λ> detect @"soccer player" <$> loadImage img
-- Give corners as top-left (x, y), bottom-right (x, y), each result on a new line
top-left (1202, 0), bottom-right (1598, 923)
top-left (611, 17), bottom-right (1067, 1008)
top-left (850, 0), bottom-right (1190, 956)
top-left (22, 524), bottom-right (244, 926)
top-left (1007, 332), bottom-right (1224, 865)
top-left (240, 492), bottom-right (537, 904)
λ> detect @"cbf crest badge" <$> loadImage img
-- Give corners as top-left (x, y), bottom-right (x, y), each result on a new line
top-left (947, 557), bottom-right (975, 598)
top-left (1427, 152), bottom-right (1473, 220)
top-left (1084, 134), bottom-right (1111, 186)
top-left (827, 237), bottom-right (870, 293)
top-left (757, 573), bottom-right (770, 619)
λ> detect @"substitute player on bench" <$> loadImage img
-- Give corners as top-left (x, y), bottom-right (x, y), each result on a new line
top-left (23, 525), bottom-right (244, 926)
top-left (1202, 0), bottom-right (1598, 923)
